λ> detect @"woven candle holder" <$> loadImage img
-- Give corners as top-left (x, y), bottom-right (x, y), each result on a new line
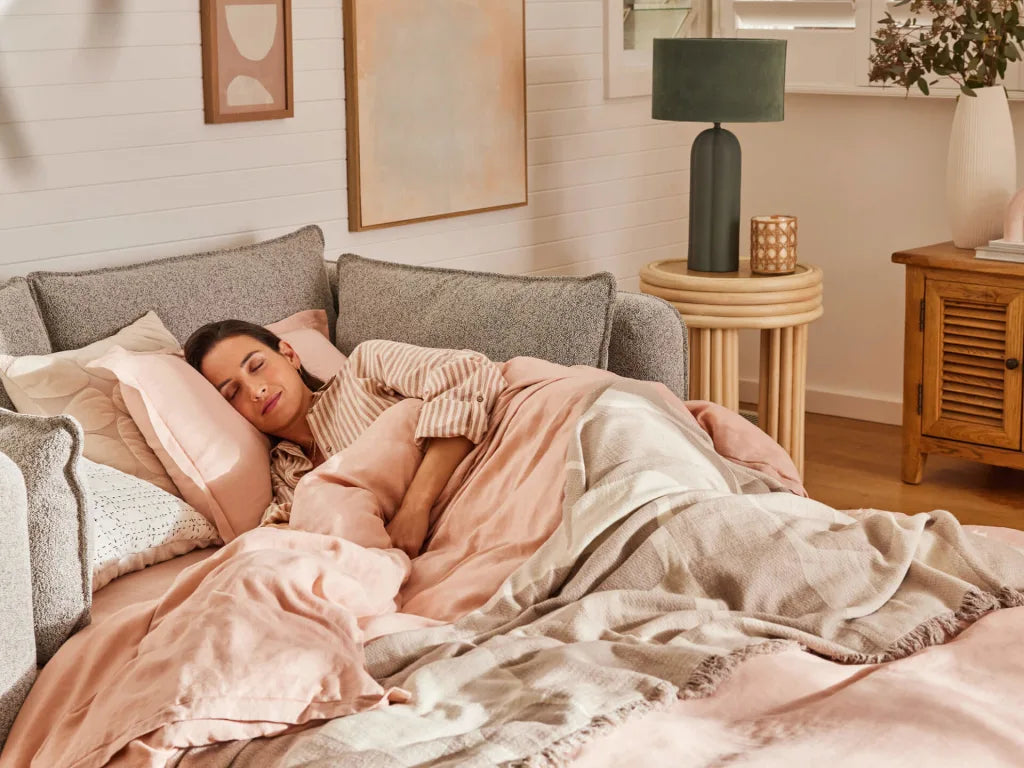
top-left (750, 215), bottom-right (797, 274)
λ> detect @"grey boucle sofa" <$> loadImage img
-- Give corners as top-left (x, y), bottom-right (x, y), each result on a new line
top-left (0, 224), bottom-right (688, 748)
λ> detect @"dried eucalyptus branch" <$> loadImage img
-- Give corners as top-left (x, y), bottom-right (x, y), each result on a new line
top-left (868, 0), bottom-right (1024, 96)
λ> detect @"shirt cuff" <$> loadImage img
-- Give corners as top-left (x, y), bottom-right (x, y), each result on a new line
top-left (260, 501), bottom-right (292, 527)
top-left (414, 397), bottom-right (490, 445)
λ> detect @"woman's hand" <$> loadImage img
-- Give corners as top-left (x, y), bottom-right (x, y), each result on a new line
top-left (385, 436), bottom-right (474, 558)
top-left (385, 495), bottom-right (431, 559)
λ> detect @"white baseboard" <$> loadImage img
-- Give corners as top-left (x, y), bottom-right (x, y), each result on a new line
top-left (737, 379), bottom-right (903, 426)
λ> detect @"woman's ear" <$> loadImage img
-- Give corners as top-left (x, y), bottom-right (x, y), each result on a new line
top-left (278, 339), bottom-right (302, 370)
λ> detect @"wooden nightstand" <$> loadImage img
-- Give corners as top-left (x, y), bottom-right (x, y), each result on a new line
top-left (640, 259), bottom-right (824, 477)
top-left (893, 243), bottom-right (1024, 483)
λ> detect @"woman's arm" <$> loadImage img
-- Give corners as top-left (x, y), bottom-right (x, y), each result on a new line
top-left (346, 340), bottom-right (507, 446)
top-left (385, 436), bottom-right (473, 558)
top-left (346, 340), bottom-right (506, 557)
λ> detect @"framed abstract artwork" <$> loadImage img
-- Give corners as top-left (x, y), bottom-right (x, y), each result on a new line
top-left (343, 0), bottom-right (528, 231)
top-left (200, 0), bottom-right (294, 123)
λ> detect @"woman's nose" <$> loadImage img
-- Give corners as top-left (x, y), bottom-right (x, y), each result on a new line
top-left (252, 383), bottom-right (268, 400)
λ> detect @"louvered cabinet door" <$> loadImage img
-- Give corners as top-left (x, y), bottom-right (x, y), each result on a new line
top-left (921, 280), bottom-right (1024, 450)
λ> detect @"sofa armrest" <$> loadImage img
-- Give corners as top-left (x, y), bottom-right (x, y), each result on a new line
top-left (0, 452), bottom-right (37, 751)
top-left (607, 292), bottom-right (688, 399)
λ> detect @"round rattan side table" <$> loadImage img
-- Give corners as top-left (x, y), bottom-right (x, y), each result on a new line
top-left (640, 259), bottom-right (824, 477)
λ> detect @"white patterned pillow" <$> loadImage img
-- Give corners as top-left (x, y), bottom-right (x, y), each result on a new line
top-left (0, 312), bottom-right (180, 495)
top-left (81, 458), bottom-right (220, 591)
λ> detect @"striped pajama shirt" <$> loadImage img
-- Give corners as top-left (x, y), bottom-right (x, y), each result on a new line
top-left (262, 339), bottom-right (507, 526)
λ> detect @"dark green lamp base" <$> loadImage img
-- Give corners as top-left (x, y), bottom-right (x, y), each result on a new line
top-left (687, 123), bottom-right (741, 273)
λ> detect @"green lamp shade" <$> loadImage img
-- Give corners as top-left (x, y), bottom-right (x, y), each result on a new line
top-left (652, 38), bottom-right (786, 124)
top-left (651, 38), bottom-right (787, 272)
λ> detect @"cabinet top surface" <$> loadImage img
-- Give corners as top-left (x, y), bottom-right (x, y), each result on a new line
top-left (892, 241), bottom-right (1024, 276)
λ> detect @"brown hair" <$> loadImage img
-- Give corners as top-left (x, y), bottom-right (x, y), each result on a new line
top-left (184, 319), bottom-right (326, 392)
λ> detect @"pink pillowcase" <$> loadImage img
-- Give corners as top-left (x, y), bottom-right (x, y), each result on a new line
top-left (90, 348), bottom-right (271, 542)
top-left (265, 308), bottom-right (331, 338)
top-left (89, 310), bottom-right (348, 542)
top-left (267, 311), bottom-right (347, 383)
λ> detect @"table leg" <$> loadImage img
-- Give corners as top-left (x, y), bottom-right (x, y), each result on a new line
top-left (759, 329), bottom-right (781, 439)
top-left (757, 325), bottom-right (809, 478)
top-left (711, 329), bottom-right (724, 404)
top-left (689, 328), bottom-right (707, 400)
top-left (793, 324), bottom-right (808, 477)
top-left (689, 327), bottom-right (739, 411)
top-left (722, 328), bottom-right (739, 412)
top-left (779, 326), bottom-right (794, 456)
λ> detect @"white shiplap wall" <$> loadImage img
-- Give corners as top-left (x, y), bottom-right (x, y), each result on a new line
top-left (0, 0), bottom-right (693, 291)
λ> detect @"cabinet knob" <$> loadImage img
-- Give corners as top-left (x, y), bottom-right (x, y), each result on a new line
top-left (1007, 358), bottom-right (1020, 370)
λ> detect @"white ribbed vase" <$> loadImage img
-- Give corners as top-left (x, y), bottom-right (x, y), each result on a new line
top-left (946, 85), bottom-right (1017, 249)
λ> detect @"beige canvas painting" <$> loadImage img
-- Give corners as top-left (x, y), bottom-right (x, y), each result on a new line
top-left (345, 0), bottom-right (527, 230)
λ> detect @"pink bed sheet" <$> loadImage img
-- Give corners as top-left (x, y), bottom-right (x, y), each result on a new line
top-left (571, 525), bottom-right (1024, 768)
top-left (90, 548), bottom-right (219, 626)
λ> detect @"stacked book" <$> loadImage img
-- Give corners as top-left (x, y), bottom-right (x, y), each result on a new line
top-left (975, 239), bottom-right (1024, 262)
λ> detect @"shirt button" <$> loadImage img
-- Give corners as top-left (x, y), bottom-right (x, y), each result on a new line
top-left (476, 395), bottom-right (484, 403)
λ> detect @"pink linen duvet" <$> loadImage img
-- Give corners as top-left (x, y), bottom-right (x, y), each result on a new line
top-left (3, 358), bottom-right (645, 766)
top-left (3, 357), bottom-right (1022, 768)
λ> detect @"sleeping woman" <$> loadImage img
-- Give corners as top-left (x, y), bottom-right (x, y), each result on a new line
top-left (184, 320), bottom-right (507, 558)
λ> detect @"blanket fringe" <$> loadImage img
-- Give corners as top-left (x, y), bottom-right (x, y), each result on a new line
top-left (511, 639), bottom-right (797, 768)
top-left (507, 587), bottom-right (1024, 768)
top-left (681, 639), bottom-right (797, 700)
top-left (832, 586), bottom-right (1024, 666)
top-left (510, 682), bottom-right (676, 768)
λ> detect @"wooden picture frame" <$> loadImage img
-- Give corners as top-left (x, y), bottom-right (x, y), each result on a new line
top-left (343, 0), bottom-right (528, 231)
top-left (200, 0), bottom-right (294, 124)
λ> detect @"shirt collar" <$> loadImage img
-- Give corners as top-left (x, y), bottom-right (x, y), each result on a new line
top-left (270, 375), bottom-right (341, 463)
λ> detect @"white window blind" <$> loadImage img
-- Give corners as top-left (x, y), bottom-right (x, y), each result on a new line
top-left (719, 0), bottom-right (860, 91)
top-left (731, 0), bottom-right (855, 30)
top-left (719, 0), bottom-right (1024, 95)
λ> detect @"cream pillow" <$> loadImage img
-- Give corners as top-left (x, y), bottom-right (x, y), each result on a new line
top-left (82, 458), bottom-right (220, 591)
top-left (0, 312), bottom-right (181, 495)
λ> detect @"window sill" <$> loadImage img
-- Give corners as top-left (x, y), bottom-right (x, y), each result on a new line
top-left (785, 83), bottom-right (1024, 100)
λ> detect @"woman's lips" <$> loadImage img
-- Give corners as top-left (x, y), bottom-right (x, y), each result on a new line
top-left (262, 392), bottom-right (282, 416)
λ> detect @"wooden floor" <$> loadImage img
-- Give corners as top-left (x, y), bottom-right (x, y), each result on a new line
top-left (801, 412), bottom-right (1024, 530)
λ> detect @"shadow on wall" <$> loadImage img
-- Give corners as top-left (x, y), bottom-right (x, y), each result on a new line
top-left (0, 0), bottom-right (124, 177)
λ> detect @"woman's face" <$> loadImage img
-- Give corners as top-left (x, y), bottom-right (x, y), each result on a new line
top-left (199, 335), bottom-right (310, 436)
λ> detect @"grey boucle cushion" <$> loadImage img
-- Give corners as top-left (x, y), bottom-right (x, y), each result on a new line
top-left (0, 452), bottom-right (36, 751)
top-left (0, 278), bottom-right (53, 411)
top-left (28, 225), bottom-right (335, 350)
top-left (0, 410), bottom-right (91, 666)
top-left (326, 259), bottom-right (339, 306)
top-left (335, 254), bottom-right (616, 369)
top-left (608, 292), bottom-right (688, 399)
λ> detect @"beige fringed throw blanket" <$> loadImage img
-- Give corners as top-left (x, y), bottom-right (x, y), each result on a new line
top-left (174, 378), bottom-right (1024, 768)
